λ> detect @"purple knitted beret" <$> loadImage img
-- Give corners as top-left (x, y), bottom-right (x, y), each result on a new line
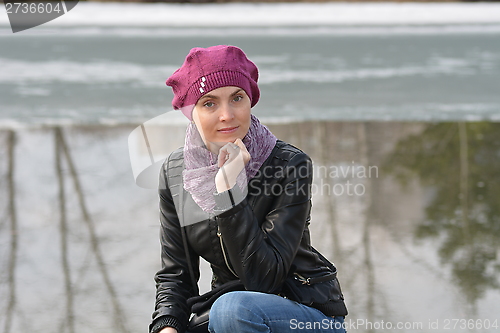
top-left (166, 45), bottom-right (260, 120)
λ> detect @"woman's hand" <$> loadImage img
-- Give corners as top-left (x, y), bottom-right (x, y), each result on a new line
top-left (215, 138), bottom-right (251, 193)
top-left (159, 327), bottom-right (177, 333)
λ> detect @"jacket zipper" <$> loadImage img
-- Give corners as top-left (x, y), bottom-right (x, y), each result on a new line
top-left (217, 225), bottom-right (239, 278)
top-left (294, 272), bottom-right (311, 285)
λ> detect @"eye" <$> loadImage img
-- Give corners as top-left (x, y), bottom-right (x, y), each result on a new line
top-left (203, 101), bottom-right (215, 108)
top-left (233, 95), bottom-right (243, 102)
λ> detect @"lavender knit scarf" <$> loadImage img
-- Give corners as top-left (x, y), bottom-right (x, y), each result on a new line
top-left (183, 114), bottom-right (277, 213)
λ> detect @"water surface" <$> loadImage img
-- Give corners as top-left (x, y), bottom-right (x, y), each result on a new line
top-left (1, 4), bottom-right (500, 331)
top-left (1, 121), bottom-right (499, 333)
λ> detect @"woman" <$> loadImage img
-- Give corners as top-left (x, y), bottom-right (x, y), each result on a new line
top-left (150, 45), bottom-right (348, 333)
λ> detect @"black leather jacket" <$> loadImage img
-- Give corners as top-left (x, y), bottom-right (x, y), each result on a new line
top-left (150, 140), bottom-right (347, 333)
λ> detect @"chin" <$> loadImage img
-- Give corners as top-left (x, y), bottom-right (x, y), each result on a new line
top-left (215, 133), bottom-right (240, 143)
top-left (219, 137), bottom-right (238, 143)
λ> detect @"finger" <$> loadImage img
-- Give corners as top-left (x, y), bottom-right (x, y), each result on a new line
top-left (234, 139), bottom-right (251, 163)
top-left (218, 143), bottom-right (237, 167)
top-left (218, 148), bottom-right (229, 167)
top-left (233, 138), bottom-right (244, 150)
top-left (225, 142), bottom-right (240, 156)
top-left (228, 142), bottom-right (238, 152)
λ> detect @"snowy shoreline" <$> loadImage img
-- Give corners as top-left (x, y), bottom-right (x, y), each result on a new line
top-left (1, 2), bottom-right (500, 27)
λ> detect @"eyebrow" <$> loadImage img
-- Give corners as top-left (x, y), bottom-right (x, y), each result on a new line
top-left (199, 88), bottom-right (243, 101)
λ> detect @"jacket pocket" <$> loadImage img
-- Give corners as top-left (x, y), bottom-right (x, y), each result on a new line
top-left (280, 271), bottom-right (348, 316)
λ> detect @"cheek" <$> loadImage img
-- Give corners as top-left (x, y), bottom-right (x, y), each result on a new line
top-left (236, 114), bottom-right (251, 139)
top-left (239, 109), bottom-right (251, 127)
top-left (193, 110), bottom-right (213, 140)
top-left (193, 112), bottom-right (204, 134)
top-left (199, 115), bottom-right (218, 139)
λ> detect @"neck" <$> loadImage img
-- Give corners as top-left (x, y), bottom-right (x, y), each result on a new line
top-left (206, 141), bottom-right (222, 155)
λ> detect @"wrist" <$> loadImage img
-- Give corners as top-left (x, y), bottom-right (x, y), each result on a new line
top-left (150, 316), bottom-right (181, 333)
top-left (215, 167), bottom-right (238, 193)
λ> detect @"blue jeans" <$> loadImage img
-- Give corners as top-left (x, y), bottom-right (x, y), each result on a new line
top-left (208, 291), bottom-right (346, 333)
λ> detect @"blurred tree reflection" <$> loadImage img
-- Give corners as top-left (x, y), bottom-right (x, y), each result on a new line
top-left (384, 122), bottom-right (500, 310)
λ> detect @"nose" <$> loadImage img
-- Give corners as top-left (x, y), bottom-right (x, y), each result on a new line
top-left (218, 102), bottom-right (234, 122)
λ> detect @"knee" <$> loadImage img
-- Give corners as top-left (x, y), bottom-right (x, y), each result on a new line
top-left (209, 292), bottom-right (243, 327)
top-left (208, 291), bottom-right (255, 332)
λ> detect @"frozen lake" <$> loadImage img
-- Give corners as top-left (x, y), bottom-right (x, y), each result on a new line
top-left (1, 3), bottom-right (500, 333)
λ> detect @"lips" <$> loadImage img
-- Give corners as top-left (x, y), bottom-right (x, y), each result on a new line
top-left (217, 126), bottom-right (239, 134)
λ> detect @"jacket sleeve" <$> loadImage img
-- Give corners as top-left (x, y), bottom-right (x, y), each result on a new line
top-left (150, 160), bottom-right (199, 333)
top-left (214, 150), bottom-right (312, 292)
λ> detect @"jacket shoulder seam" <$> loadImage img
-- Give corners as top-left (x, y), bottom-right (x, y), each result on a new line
top-left (272, 141), bottom-right (307, 162)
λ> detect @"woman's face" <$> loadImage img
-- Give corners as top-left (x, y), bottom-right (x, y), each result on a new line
top-left (192, 86), bottom-right (251, 153)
